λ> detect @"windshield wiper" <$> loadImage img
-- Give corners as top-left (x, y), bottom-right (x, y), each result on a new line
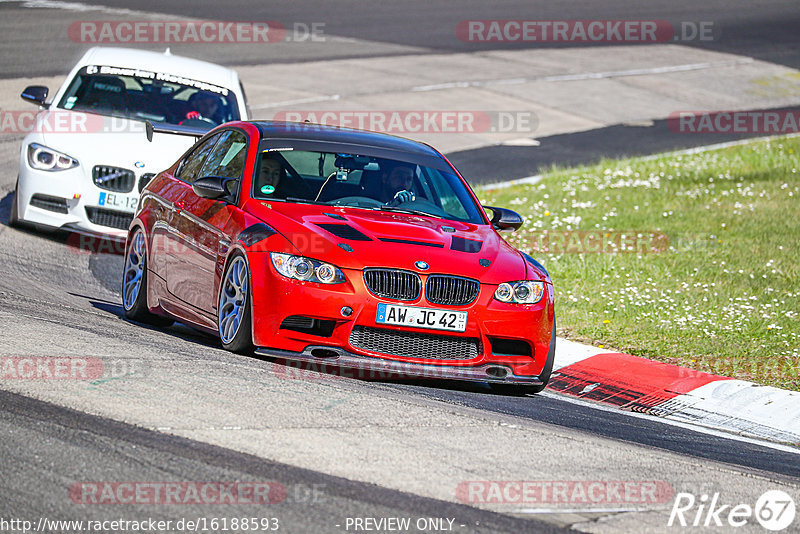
top-left (260, 197), bottom-right (326, 205)
top-left (375, 205), bottom-right (446, 219)
top-left (284, 197), bottom-right (327, 205)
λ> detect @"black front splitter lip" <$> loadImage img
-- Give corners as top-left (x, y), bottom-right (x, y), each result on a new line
top-left (255, 345), bottom-right (543, 385)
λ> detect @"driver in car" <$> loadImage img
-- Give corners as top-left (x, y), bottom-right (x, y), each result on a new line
top-left (380, 164), bottom-right (416, 205)
top-left (257, 153), bottom-right (313, 200)
top-left (183, 92), bottom-right (222, 124)
top-left (257, 155), bottom-right (285, 195)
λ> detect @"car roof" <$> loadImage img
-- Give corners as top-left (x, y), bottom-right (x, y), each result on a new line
top-left (77, 47), bottom-right (239, 89)
top-left (252, 121), bottom-right (443, 159)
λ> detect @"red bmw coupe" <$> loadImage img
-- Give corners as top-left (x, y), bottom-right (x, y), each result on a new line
top-left (122, 121), bottom-right (555, 394)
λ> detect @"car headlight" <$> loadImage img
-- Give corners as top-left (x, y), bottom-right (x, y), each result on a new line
top-left (27, 143), bottom-right (79, 171)
top-left (494, 281), bottom-right (544, 304)
top-left (270, 253), bottom-right (345, 284)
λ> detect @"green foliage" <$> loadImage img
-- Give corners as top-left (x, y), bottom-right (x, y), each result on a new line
top-left (479, 137), bottom-right (800, 390)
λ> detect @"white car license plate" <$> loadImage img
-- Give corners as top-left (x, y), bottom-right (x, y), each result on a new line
top-left (375, 303), bottom-right (467, 332)
top-left (98, 191), bottom-right (138, 211)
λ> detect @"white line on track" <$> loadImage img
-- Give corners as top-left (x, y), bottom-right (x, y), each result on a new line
top-left (251, 94), bottom-right (341, 111)
top-left (476, 132), bottom-right (800, 190)
top-left (412, 58), bottom-right (755, 92)
top-left (660, 131), bottom-right (800, 156)
top-left (0, 0), bottom-right (146, 15)
top-left (477, 174), bottom-right (543, 190)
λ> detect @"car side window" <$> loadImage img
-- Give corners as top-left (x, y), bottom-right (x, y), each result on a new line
top-left (197, 130), bottom-right (248, 198)
top-left (175, 133), bottom-right (222, 184)
top-left (197, 131), bottom-right (247, 181)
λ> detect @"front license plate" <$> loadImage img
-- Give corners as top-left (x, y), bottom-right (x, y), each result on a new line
top-left (98, 192), bottom-right (138, 211)
top-left (376, 303), bottom-right (467, 332)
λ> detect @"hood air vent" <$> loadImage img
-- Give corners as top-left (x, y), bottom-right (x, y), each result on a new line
top-left (450, 236), bottom-right (483, 253)
top-left (316, 223), bottom-right (372, 241)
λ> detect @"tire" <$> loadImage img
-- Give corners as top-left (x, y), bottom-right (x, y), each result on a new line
top-left (8, 178), bottom-right (20, 227)
top-left (122, 228), bottom-right (173, 326)
top-left (217, 253), bottom-right (253, 353)
top-left (490, 316), bottom-right (556, 396)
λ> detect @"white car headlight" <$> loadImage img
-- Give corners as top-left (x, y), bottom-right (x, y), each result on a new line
top-left (270, 253), bottom-right (345, 284)
top-left (27, 143), bottom-right (79, 171)
top-left (494, 281), bottom-right (544, 304)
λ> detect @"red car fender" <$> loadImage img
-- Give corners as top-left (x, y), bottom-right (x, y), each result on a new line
top-left (215, 242), bottom-right (252, 335)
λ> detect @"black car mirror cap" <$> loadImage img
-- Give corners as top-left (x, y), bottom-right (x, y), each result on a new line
top-left (21, 85), bottom-right (49, 107)
top-left (138, 173), bottom-right (156, 193)
top-left (484, 205), bottom-right (524, 232)
top-left (193, 176), bottom-right (232, 200)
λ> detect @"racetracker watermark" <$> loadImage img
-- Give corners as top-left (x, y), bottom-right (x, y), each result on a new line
top-left (2, 518), bottom-right (279, 533)
top-left (68, 21), bottom-right (326, 43)
top-left (69, 482), bottom-right (288, 505)
top-left (525, 230), bottom-right (669, 254)
top-left (0, 110), bottom-right (146, 135)
top-left (272, 110), bottom-right (537, 134)
top-left (271, 360), bottom-right (493, 381)
top-left (0, 357), bottom-right (103, 380)
top-left (456, 20), bottom-right (716, 43)
top-left (668, 110), bottom-right (800, 134)
top-left (698, 356), bottom-right (800, 382)
top-left (68, 230), bottom-right (336, 257)
top-left (67, 234), bottom-right (128, 255)
top-left (457, 481), bottom-right (674, 505)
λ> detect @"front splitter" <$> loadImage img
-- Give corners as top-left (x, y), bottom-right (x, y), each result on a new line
top-left (255, 345), bottom-right (543, 385)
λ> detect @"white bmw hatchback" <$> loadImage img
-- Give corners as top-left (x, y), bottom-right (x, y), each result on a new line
top-left (10, 47), bottom-right (248, 239)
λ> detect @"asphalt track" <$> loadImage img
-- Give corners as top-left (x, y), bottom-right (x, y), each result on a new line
top-left (3, 0), bottom-right (800, 180)
top-left (1, 1), bottom-right (800, 532)
top-left (110, 0), bottom-right (800, 182)
top-left (448, 116), bottom-right (788, 185)
top-left (6, 0), bottom-right (800, 71)
top-left (9, 221), bottom-right (800, 485)
top-left (1, 135), bottom-right (799, 532)
top-left (0, 389), bottom-right (563, 534)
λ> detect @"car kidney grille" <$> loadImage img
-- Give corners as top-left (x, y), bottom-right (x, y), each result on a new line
top-left (85, 207), bottom-right (133, 230)
top-left (93, 165), bottom-right (135, 193)
top-left (350, 326), bottom-right (479, 360)
top-left (363, 269), bottom-right (421, 301)
top-left (426, 275), bottom-right (480, 306)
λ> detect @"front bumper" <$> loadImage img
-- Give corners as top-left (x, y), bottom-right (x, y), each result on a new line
top-left (17, 157), bottom-right (139, 238)
top-left (248, 253), bottom-right (555, 379)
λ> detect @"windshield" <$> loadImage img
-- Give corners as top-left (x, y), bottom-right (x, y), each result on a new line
top-left (251, 147), bottom-right (484, 224)
top-left (57, 65), bottom-right (240, 127)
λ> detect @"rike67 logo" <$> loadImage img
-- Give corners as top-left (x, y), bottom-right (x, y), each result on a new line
top-left (669, 490), bottom-right (796, 531)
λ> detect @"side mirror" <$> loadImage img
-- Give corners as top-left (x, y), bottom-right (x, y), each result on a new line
top-left (138, 173), bottom-right (156, 193)
top-left (484, 206), bottom-right (524, 232)
top-left (192, 176), bottom-right (231, 200)
top-left (21, 85), bottom-right (49, 107)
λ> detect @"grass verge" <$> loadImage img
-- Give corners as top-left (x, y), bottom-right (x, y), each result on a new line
top-left (479, 136), bottom-right (800, 391)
